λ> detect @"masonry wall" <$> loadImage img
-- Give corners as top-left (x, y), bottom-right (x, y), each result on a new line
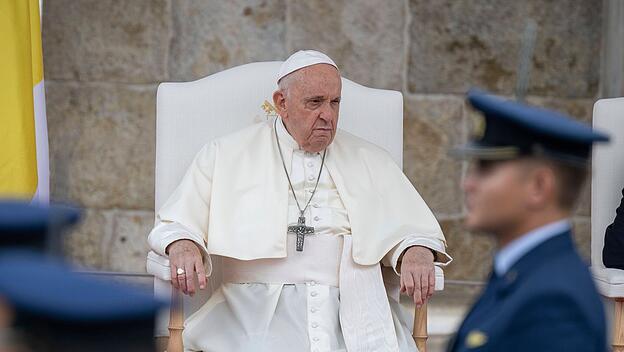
top-left (42, 0), bottom-right (602, 281)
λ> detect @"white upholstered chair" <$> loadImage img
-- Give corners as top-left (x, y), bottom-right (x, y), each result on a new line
top-left (590, 97), bottom-right (624, 351)
top-left (147, 61), bottom-right (445, 352)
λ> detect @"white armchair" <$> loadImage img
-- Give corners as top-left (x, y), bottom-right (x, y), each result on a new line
top-left (147, 61), bottom-right (444, 352)
top-left (590, 97), bottom-right (624, 351)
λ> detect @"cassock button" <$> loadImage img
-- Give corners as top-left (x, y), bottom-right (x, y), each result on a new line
top-left (311, 322), bottom-right (319, 328)
top-left (308, 175), bottom-right (315, 181)
top-left (307, 162), bottom-right (314, 168)
top-left (310, 291), bottom-right (318, 297)
top-left (310, 307), bottom-right (318, 313)
top-left (310, 281), bottom-right (316, 286)
top-left (314, 216), bottom-right (320, 222)
top-left (313, 337), bottom-right (320, 342)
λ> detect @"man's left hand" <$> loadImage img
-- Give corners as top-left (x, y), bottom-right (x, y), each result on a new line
top-left (399, 246), bottom-right (435, 308)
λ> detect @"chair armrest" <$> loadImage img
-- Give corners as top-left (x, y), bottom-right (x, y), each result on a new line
top-left (592, 266), bottom-right (624, 297)
top-left (434, 265), bottom-right (444, 291)
top-left (147, 251), bottom-right (172, 281)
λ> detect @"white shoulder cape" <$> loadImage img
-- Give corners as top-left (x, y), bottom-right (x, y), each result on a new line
top-left (157, 119), bottom-right (446, 265)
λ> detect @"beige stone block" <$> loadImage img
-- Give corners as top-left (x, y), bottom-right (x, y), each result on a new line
top-left (63, 209), bottom-right (112, 269)
top-left (42, 0), bottom-right (171, 83)
top-left (408, 0), bottom-right (601, 97)
top-left (441, 218), bottom-right (496, 282)
top-left (46, 81), bottom-right (156, 209)
top-left (526, 97), bottom-right (594, 124)
top-left (573, 216), bottom-right (591, 262)
top-left (106, 211), bottom-right (154, 273)
top-left (288, 0), bottom-right (405, 90)
top-left (404, 96), bottom-right (465, 215)
top-left (169, 0), bottom-right (286, 81)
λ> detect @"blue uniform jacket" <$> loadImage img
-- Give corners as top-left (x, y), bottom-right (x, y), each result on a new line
top-left (448, 231), bottom-right (606, 352)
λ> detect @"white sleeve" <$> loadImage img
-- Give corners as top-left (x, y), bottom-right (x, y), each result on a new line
top-left (148, 222), bottom-right (207, 257)
top-left (147, 141), bottom-right (215, 254)
top-left (147, 221), bottom-right (213, 277)
top-left (381, 236), bottom-right (452, 276)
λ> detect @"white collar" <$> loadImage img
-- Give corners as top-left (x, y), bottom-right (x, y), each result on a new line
top-left (275, 117), bottom-right (300, 151)
top-left (275, 117), bottom-right (322, 156)
top-left (494, 219), bottom-right (571, 276)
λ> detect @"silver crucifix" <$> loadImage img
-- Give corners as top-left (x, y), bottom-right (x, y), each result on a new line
top-left (288, 216), bottom-right (315, 251)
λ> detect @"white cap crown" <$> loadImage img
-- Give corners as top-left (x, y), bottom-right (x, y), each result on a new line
top-left (277, 50), bottom-right (338, 83)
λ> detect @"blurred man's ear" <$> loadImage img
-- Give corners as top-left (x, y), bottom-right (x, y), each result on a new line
top-left (525, 164), bottom-right (557, 210)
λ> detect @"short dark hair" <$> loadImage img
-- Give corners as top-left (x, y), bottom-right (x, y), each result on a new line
top-left (545, 159), bottom-right (588, 211)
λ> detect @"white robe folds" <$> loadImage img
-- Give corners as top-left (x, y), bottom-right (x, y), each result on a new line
top-left (148, 118), bottom-right (451, 352)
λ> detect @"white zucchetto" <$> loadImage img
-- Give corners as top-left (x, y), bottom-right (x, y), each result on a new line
top-left (277, 50), bottom-right (338, 83)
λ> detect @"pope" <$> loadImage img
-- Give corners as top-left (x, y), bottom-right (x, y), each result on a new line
top-left (147, 50), bottom-right (452, 351)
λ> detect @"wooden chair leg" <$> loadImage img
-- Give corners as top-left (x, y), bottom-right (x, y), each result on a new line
top-left (167, 288), bottom-right (185, 352)
top-left (413, 303), bottom-right (428, 352)
top-left (614, 298), bottom-right (624, 352)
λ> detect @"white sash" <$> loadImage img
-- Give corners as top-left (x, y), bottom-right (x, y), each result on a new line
top-left (221, 234), bottom-right (399, 352)
top-left (339, 236), bottom-right (399, 351)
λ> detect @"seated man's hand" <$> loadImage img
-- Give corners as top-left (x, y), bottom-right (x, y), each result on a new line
top-left (167, 239), bottom-right (207, 296)
top-left (399, 246), bottom-right (435, 308)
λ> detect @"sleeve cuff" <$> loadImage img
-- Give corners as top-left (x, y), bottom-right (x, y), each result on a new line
top-left (384, 237), bottom-right (453, 276)
top-left (147, 222), bottom-right (212, 277)
top-left (148, 222), bottom-right (208, 256)
top-left (147, 250), bottom-right (213, 280)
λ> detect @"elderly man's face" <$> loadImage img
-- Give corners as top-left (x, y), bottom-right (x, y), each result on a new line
top-left (273, 64), bottom-right (341, 153)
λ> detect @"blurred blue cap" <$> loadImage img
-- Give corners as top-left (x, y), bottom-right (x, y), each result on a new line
top-left (0, 200), bottom-right (81, 251)
top-left (0, 250), bottom-right (164, 321)
top-left (0, 250), bottom-right (166, 351)
top-left (451, 88), bottom-right (610, 165)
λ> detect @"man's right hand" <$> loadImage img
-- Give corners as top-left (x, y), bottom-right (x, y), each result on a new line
top-left (166, 239), bottom-right (207, 296)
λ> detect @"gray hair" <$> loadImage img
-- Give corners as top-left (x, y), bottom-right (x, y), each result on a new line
top-left (277, 70), bottom-right (303, 98)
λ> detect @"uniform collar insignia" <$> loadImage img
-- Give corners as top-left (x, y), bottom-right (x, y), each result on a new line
top-left (465, 330), bottom-right (488, 349)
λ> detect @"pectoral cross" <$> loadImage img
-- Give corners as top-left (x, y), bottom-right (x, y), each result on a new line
top-left (288, 215), bottom-right (315, 251)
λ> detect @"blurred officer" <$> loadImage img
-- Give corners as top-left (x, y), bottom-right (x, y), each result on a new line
top-left (0, 251), bottom-right (164, 352)
top-left (447, 89), bottom-right (609, 352)
top-left (0, 201), bottom-right (165, 351)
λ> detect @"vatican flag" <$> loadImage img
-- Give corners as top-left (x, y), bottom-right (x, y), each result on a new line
top-left (0, 0), bottom-right (49, 203)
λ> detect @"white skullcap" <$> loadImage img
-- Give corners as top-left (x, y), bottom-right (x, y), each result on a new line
top-left (277, 50), bottom-right (338, 83)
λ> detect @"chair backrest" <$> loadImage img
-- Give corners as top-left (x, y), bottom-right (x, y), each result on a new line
top-left (153, 61), bottom-right (404, 335)
top-left (591, 98), bottom-right (624, 270)
top-left (155, 61), bottom-right (403, 210)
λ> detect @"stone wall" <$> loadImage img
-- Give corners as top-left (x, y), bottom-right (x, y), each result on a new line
top-left (42, 0), bottom-right (602, 282)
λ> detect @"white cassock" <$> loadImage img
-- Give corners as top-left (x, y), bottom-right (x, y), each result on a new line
top-left (148, 118), bottom-right (452, 352)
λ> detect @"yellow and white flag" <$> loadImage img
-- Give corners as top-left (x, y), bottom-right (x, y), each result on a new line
top-left (0, 0), bottom-right (49, 203)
